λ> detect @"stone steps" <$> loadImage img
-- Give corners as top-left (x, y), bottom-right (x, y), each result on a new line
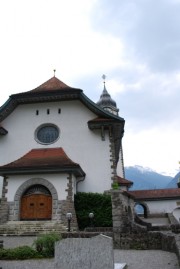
top-left (0, 221), bottom-right (67, 235)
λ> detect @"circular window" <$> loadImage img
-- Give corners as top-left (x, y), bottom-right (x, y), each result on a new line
top-left (35, 124), bottom-right (59, 144)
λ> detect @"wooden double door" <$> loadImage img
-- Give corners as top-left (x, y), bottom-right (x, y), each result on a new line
top-left (20, 185), bottom-right (52, 220)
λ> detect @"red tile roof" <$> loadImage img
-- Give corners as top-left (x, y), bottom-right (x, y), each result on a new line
top-left (30, 76), bottom-right (71, 92)
top-left (129, 188), bottom-right (180, 200)
top-left (0, 148), bottom-right (85, 176)
top-left (117, 176), bottom-right (133, 186)
top-left (2, 148), bottom-right (78, 168)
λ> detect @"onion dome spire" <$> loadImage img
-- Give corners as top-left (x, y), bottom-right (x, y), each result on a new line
top-left (96, 75), bottom-right (119, 115)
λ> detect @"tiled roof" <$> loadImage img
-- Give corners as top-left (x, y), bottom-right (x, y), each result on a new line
top-left (0, 148), bottom-right (85, 176)
top-left (3, 148), bottom-right (77, 167)
top-left (129, 188), bottom-right (180, 200)
top-left (117, 176), bottom-right (133, 186)
top-left (30, 76), bottom-right (71, 92)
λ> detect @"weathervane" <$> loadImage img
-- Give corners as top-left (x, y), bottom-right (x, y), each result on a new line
top-left (102, 74), bottom-right (106, 85)
top-left (53, 69), bottom-right (56, 77)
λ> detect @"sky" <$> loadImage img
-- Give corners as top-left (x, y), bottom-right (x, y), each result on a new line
top-left (0, 0), bottom-right (180, 176)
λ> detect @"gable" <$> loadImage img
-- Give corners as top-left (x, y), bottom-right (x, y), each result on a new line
top-left (0, 76), bottom-right (124, 125)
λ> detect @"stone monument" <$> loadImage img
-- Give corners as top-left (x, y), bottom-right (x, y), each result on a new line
top-left (54, 234), bottom-right (114, 269)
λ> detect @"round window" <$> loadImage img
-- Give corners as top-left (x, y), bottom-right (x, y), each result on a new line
top-left (35, 124), bottom-right (59, 144)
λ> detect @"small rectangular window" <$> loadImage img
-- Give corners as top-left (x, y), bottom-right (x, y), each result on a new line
top-left (36, 110), bottom-right (39, 115)
top-left (58, 108), bottom-right (61, 114)
top-left (47, 109), bottom-right (50, 114)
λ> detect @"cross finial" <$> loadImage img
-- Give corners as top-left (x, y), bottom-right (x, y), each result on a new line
top-left (53, 69), bottom-right (56, 77)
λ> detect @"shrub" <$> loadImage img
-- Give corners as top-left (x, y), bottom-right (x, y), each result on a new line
top-left (0, 246), bottom-right (42, 260)
top-left (0, 232), bottom-right (61, 260)
top-left (33, 232), bottom-right (61, 257)
top-left (74, 192), bottom-right (112, 230)
top-left (112, 182), bottom-right (119, 190)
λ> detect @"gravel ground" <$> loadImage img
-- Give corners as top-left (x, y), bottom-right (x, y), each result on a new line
top-left (0, 236), bottom-right (179, 269)
top-left (114, 249), bottom-right (179, 269)
top-left (0, 259), bottom-right (54, 269)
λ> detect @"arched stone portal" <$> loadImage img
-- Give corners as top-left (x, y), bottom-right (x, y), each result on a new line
top-left (20, 184), bottom-right (52, 220)
top-left (11, 178), bottom-right (59, 221)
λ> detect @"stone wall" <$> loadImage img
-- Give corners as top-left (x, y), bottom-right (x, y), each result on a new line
top-left (111, 190), bottom-right (135, 233)
top-left (110, 189), bottom-right (180, 266)
top-left (61, 230), bottom-right (180, 266)
top-left (0, 177), bottom-right (8, 223)
top-left (113, 230), bottom-right (180, 264)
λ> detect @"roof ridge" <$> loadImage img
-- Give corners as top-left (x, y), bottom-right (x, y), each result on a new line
top-left (30, 76), bottom-right (71, 92)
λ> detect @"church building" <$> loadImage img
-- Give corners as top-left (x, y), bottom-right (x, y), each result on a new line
top-left (0, 75), bottom-right (125, 224)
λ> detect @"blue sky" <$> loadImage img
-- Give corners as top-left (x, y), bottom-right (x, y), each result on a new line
top-left (1, 0), bottom-right (180, 176)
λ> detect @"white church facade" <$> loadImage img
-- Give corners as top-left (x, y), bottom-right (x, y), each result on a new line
top-left (0, 76), bottom-right (125, 224)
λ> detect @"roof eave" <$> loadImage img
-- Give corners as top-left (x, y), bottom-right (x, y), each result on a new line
top-left (0, 89), bottom-right (82, 122)
top-left (0, 127), bottom-right (8, 135)
top-left (118, 182), bottom-right (133, 187)
top-left (0, 89), bottom-right (125, 124)
top-left (133, 196), bottom-right (180, 201)
top-left (0, 165), bottom-right (86, 177)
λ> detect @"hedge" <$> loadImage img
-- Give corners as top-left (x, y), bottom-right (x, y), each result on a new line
top-left (74, 192), bottom-right (112, 230)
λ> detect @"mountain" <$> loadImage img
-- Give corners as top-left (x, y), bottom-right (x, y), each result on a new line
top-left (167, 172), bottom-right (180, 188)
top-left (125, 165), bottom-right (173, 190)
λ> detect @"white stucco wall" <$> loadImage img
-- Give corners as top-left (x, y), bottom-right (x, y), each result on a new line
top-left (116, 148), bottom-right (124, 178)
top-left (0, 100), bottom-right (114, 194)
top-left (145, 199), bottom-right (180, 214)
top-left (6, 173), bottom-right (74, 201)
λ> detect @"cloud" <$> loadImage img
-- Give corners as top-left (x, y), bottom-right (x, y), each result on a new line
top-left (123, 126), bottom-right (180, 176)
top-left (0, 0), bottom-right (124, 105)
top-left (88, 0), bottom-right (180, 134)
top-left (91, 0), bottom-right (180, 73)
top-left (0, 0), bottom-right (180, 175)
top-left (119, 72), bottom-right (180, 128)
